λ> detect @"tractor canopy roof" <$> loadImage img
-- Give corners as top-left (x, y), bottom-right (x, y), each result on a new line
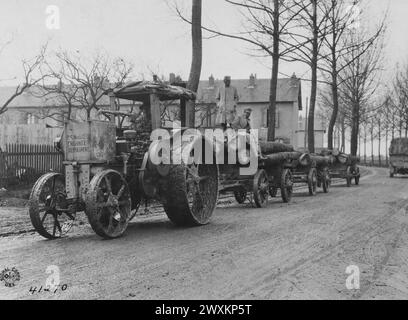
top-left (109, 81), bottom-right (197, 102)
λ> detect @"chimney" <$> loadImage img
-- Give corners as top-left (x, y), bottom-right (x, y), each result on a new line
top-left (209, 74), bottom-right (215, 87)
top-left (58, 78), bottom-right (63, 91)
top-left (169, 73), bottom-right (176, 84)
top-left (248, 73), bottom-right (256, 88)
top-left (290, 73), bottom-right (298, 87)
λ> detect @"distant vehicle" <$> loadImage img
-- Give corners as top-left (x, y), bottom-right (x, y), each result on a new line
top-left (389, 138), bottom-right (408, 178)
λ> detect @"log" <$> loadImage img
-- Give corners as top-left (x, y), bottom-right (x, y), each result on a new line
top-left (337, 153), bottom-right (360, 166)
top-left (310, 155), bottom-right (332, 167)
top-left (263, 151), bottom-right (302, 166)
top-left (259, 141), bottom-right (294, 155)
top-left (299, 153), bottom-right (312, 167)
top-left (319, 148), bottom-right (340, 157)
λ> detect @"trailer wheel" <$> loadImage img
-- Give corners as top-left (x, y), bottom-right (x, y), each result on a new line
top-left (346, 166), bottom-right (352, 187)
top-left (322, 169), bottom-right (331, 193)
top-left (308, 168), bottom-right (318, 196)
top-left (234, 187), bottom-right (247, 204)
top-left (269, 186), bottom-right (278, 198)
top-left (253, 169), bottom-right (269, 208)
top-left (85, 170), bottom-right (131, 239)
top-left (280, 169), bottom-right (293, 203)
top-left (163, 164), bottom-right (218, 226)
top-left (28, 173), bottom-right (75, 239)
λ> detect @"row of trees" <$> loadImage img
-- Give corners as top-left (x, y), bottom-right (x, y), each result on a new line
top-left (175, 0), bottom-right (387, 155)
top-left (0, 0), bottom-right (393, 160)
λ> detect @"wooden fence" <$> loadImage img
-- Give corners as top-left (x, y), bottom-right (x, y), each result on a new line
top-left (0, 144), bottom-right (63, 188)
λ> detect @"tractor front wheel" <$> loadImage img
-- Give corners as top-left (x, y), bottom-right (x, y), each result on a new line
top-left (29, 173), bottom-right (75, 239)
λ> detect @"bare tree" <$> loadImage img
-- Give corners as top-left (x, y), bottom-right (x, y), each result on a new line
top-left (37, 50), bottom-right (133, 121)
top-left (337, 23), bottom-right (385, 156)
top-left (0, 44), bottom-right (49, 115)
top-left (174, 0), bottom-right (303, 140)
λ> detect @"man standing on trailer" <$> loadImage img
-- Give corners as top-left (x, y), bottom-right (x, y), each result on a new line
top-left (215, 76), bottom-right (239, 130)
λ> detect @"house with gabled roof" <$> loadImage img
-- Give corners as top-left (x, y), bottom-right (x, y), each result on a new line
top-left (197, 73), bottom-right (303, 147)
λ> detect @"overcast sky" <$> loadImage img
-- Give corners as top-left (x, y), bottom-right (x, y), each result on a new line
top-left (0, 0), bottom-right (406, 86)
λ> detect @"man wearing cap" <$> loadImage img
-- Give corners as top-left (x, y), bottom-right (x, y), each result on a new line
top-left (215, 76), bottom-right (239, 130)
top-left (231, 108), bottom-right (252, 132)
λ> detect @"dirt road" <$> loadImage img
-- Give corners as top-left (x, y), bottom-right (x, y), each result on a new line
top-left (1, 167), bottom-right (408, 300)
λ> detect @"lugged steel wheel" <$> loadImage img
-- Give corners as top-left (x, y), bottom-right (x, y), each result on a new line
top-left (163, 164), bottom-right (218, 226)
top-left (280, 169), bottom-right (293, 203)
top-left (253, 169), bottom-right (269, 208)
top-left (85, 170), bottom-right (131, 239)
top-left (354, 167), bottom-right (360, 185)
top-left (308, 168), bottom-right (318, 196)
top-left (234, 187), bottom-right (247, 204)
top-left (269, 186), bottom-right (278, 198)
top-left (346, 166), bottom-right (352, 187)
top-left (29, 173), bottom-right (75, 239)
top-left (322, 169), bottom-right (331, 193)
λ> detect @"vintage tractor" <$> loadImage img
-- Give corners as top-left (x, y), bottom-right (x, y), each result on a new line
top-left (28, 81), bottom-right (219, 239)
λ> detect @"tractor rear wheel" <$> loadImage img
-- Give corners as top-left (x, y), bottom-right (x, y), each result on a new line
top-left (85, 170), bottom-right (131, 239)
top-left (163, 164), bottom-right (218, 226)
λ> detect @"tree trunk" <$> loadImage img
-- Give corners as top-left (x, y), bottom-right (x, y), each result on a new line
top-left (371, 119), bottom-right (374, 165)
top-left (385, 128), bottom-right (389, 166)
top-left (378, 118), bottom-right (381, 166)
top-left (350, 101), bottom-right (360, 156)
top-left (308, 0), bottom-right (318, 154)
top-left (327, 9), bottom-right (339, 150)
top-left (186, 0), bottom-right (202, 127)
top-left (364, 133), bottom-right (367, 165)
top-left (267, 0), bottom-right (280, 142)
top-left (341, 114), bottom-right (345, 152)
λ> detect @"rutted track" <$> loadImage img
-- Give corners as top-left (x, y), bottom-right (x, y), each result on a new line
top-left (1, 167), bottom-right (408, 300)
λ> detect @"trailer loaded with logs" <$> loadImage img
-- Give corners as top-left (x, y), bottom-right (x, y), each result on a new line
top-left (321, 150), bottom-right (360, 187)
top-left (219, 141), bottom-right (303, 208)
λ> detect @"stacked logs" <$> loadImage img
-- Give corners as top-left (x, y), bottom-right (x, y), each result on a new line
top-left (259, 142), bottom-right (311, 167)
top-left (259, 143), bottom-right (359, 169)
top-left (319, 149), bottom-right (360, 166)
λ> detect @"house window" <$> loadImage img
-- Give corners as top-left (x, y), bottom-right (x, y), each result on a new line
top-left (26, 113), bottom-right (37, 124)
top-left (265, 109), bottom-right (279, 128)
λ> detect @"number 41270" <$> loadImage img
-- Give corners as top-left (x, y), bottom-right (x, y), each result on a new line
top-left (29, 284), bottom-right (68, 295)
